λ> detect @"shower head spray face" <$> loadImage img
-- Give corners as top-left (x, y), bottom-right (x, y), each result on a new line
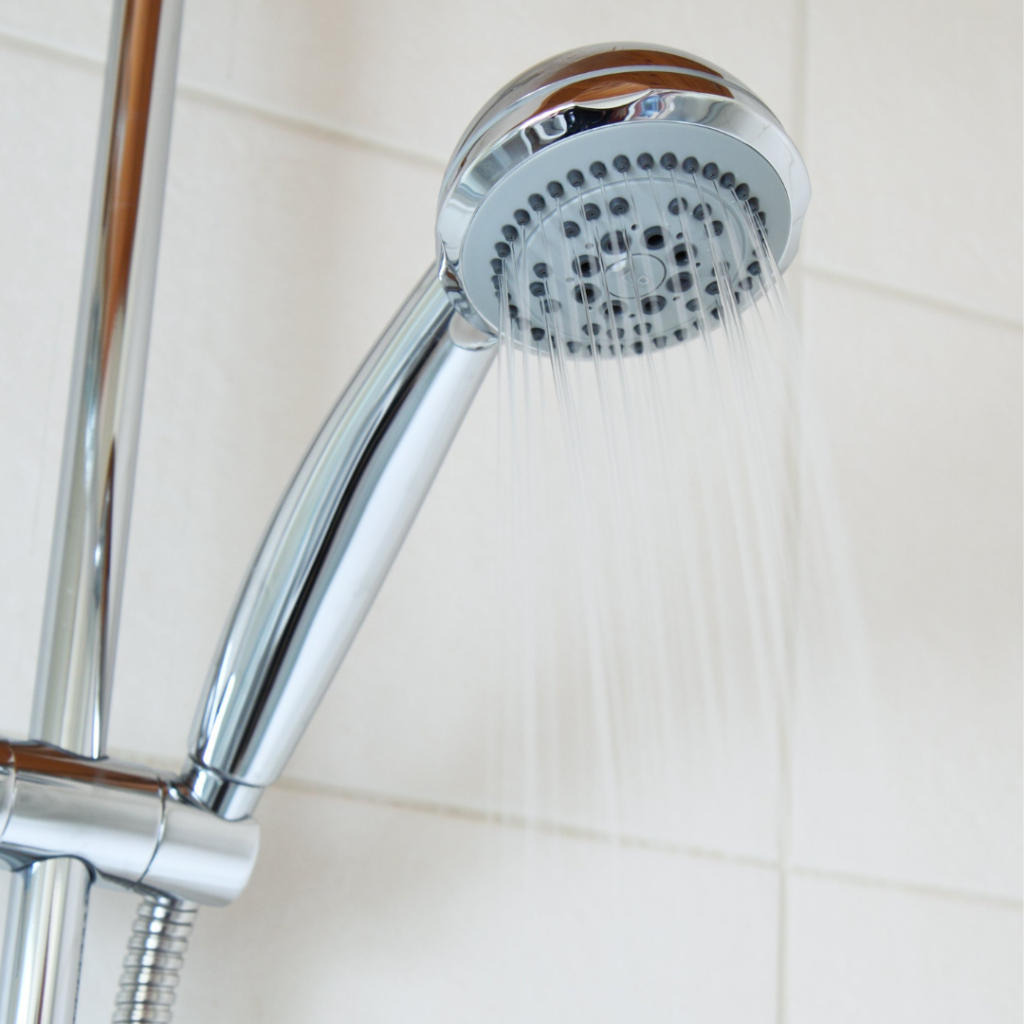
top-left (436, 45), bottom-right (809, 354)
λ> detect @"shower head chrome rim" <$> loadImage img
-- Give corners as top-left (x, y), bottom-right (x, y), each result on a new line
top-left (435, 44), bottom-right (810, 351)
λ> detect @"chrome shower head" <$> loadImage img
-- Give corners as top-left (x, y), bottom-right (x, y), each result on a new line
top-left (185, 44), bottom-right (810, 824)
top-left (436, 44), bottom-right (809, 353)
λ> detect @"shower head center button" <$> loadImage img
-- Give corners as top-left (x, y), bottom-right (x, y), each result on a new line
top-left (604, 254), bottom-right (667, 299)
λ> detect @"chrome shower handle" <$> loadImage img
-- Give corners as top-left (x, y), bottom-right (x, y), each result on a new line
top-left (183, 269), bottom-right (496, 819)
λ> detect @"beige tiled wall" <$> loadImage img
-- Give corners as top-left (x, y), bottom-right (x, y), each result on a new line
top-left (0, 1), bottom-right (1020, 1021)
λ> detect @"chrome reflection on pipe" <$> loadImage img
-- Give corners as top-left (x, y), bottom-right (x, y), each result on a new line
top-left (1, 4), bottom-right (184, 1023)
top-left (33, 0), bottom-right (183, 759)
top-left (0, 860), bottom-right (91, 1024)
top-left (185, 270), bottom-right (496, 819)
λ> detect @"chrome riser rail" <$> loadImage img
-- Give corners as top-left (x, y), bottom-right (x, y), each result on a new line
top-left (1, 3), bottom-right (184, 1022)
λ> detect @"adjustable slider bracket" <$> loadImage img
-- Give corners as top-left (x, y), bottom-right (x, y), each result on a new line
top-left (0, 740), bottom-right (258, 907)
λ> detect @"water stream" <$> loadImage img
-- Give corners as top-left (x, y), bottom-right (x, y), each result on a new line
top-left (486, 177), bottom-right (870, 853)
top-left (482, 174), bottom-right (877, 1014)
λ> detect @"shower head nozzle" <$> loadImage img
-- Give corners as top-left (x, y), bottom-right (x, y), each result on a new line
top-left (436, 44), bottom-right (809, 352)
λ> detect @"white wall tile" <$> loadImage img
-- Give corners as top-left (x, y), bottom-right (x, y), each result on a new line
top-left (793, 275), bottom-right (1022, 898)
top-left (127, 787), bottom-right (778, 1022)
top-left (0, 45), bottom-right (102, 737)
top-left (0, 0), bottom-right (110, 56)
top-left (788, 874), bottom-right (1022, 1024)
top-left (804, 0), bottom-right (1023, 322)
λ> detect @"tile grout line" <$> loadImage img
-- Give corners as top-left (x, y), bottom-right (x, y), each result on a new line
top-left (0, 23), bottom-right (101, 71)
top-left (269, 772), bottom-right (782, 873)
top-left (791, 863), bottom-right (1024, 913)
top-left (803, 264), bottom-right (1024, 332)
top-left (0, 25), bottom-right (448, 172)
top-left (265, 771), bottom-right (1024, 912)
top-left (776, 1), bottom-right (813, 1020)
top-left (175, 82), bottom-right (448, 171)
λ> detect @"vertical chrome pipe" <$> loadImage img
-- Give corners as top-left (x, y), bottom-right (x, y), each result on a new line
top-left (184, 271), bottom-right (496, 819)
top-left (0, 861), bottom-right (91, 1024)
top-left (1, 3), bottom-right (183, 1022)
top-left (32, 0), bottom-right (183, 758)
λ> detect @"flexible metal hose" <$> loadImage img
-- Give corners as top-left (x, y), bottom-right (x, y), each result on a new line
top-left (112, 895), bottom-right (197, 1024)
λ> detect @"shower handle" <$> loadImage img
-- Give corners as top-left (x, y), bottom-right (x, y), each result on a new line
top-left (183, 269), bottom-right (496, 819)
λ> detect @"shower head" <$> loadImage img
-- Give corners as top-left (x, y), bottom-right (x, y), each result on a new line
top-left (186, 44), bottom-right (810, 822)
top-left (436, 44), bottom-right (809, 353)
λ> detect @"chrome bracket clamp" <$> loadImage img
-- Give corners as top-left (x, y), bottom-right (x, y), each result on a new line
top-left (0, 741), bottom-right (258, 907)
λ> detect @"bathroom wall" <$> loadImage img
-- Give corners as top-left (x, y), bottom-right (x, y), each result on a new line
top-left (0, 1), bottom-right (1020, 1021)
